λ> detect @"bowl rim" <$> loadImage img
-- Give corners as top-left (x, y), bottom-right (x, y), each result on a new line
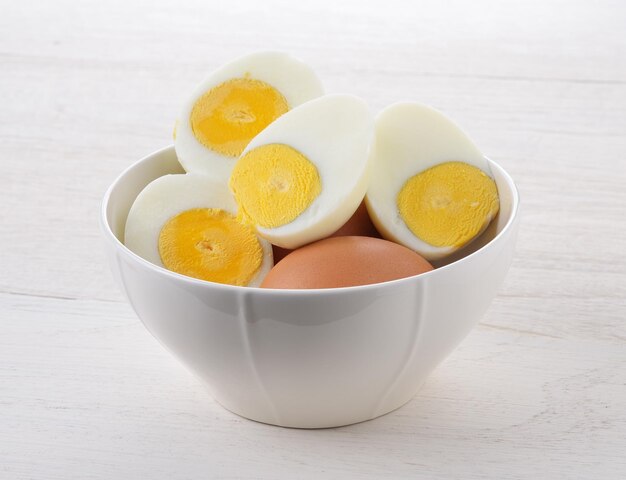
top-left (101, 145), bottom-right (519, 296)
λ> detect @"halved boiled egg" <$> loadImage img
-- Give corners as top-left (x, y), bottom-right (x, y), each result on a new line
top-left (366, 102), bottom-right (499, 261)
top-left (124, 174), bottom-right (273, 286)
top-left (229, 94), bottom-right (373, 249)
top-left (175, 51), bottom-right (324, 180)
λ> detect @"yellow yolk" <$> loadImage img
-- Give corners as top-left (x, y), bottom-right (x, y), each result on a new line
top-left (190, 78), bottom-right (289, 157)
top-left (158, 208), bottom-right (263, 286)
top-left (229, 144), bottom-right (322, 229)
top-left (397, 161), bottom-right (499, 248)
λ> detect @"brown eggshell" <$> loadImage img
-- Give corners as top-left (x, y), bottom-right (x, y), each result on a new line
top-left (262, 236), bottom-right (433, 289)
top-left (331, 201), bottom-right (381, 238)
top-left (271, 245), bottom-right (293, 264)
top-left (271, 201), bottom-right (381, 264)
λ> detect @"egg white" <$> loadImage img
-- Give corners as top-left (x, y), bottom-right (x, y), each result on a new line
top-left (365, 102), bottom-right (494, 261)
top-left (124, 173), bottom-right (273, 287)
top-left (175, 51), bottom-right (324, 181)
top-left (236, 94), bottom-right (374, 250)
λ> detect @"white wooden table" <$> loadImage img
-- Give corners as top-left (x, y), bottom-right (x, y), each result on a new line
top-left (2, 1), bottom-right (625, 478)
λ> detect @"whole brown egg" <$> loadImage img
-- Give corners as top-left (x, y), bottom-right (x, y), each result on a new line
top-left (262, 236), bottom-right (433, 289)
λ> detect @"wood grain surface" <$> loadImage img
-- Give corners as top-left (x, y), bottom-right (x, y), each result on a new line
top-left (1, 0), bottom-right (625, 478)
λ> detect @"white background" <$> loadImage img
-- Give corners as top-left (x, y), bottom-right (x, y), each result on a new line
top-left (1, 0), bottom-right (625, 478)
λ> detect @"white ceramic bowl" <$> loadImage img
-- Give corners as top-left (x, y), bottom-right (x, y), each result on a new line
top-left (101, 145), bottom-right (520, 428)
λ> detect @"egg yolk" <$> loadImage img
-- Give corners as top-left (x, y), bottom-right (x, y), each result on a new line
top-left (229, 144), bottom-right (322, 228)
top-left (158, 208), bottom-right (263, 286)
top-left (190, 78), bottom-right (289, 157)
top-left (397, 161), bottom-right (499, 248)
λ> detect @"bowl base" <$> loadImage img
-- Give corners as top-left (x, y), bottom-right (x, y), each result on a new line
top-left (209, 383), bottom-right (425, 429)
